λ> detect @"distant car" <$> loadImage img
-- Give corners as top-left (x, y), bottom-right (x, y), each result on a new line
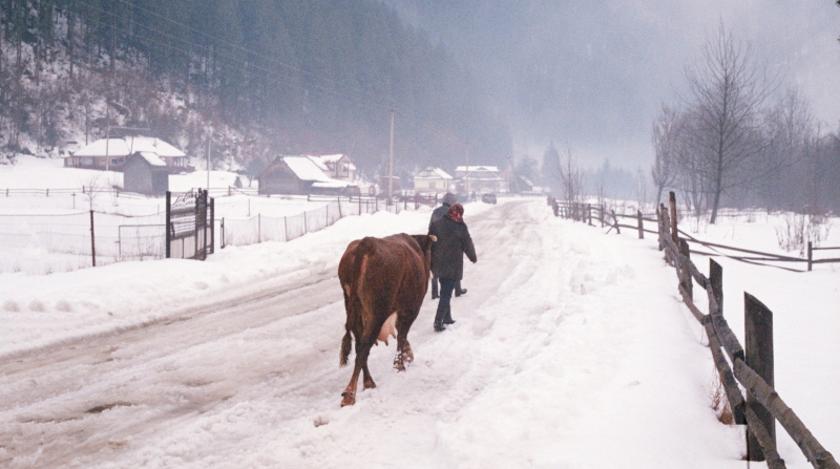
top-left (481, 193), bottom-right (497, 204)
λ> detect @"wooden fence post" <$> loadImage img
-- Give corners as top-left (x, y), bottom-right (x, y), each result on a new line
top-left (807, 241), bottom-right (813, 272)
top-left (600, 204), bottom-right (605, 228)
top-left (611, 209), bottom-right (621, 234)
top-left (221, 217), bottom-right (226, 249)
top-left (710, 259), bottom-right (723, 315)
top-left (89, 210), bottom-right (96, 267)
top-left (669, 191), bottom-right (678, 242)
top-left (258, 213), bottom-right (262, 243)
top-left (337, 196), bottom-right (343, 218)
top-left (637, 210), bottom-right (644, 239)
top-left (587, 203), bottom-right (593, 226)
top-left (677, 238), bottom-right (692, 300)
top-left (745, 292), bottom-right (776, 462)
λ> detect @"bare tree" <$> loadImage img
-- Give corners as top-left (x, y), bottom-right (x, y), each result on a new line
top-left (758, 88), bottom-right (814, 209)
top-left (685, 23), bottom-right (772, 223)
top-left (651, 105), bottom-right (681, 204)
top-left (559, 148), bottom-right (584, 202)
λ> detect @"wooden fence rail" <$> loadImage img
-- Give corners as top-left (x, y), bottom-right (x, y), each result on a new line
top-left (553, 200), bottom-right (840, 270)
top-left (552, 194), bottom-right (839, 469)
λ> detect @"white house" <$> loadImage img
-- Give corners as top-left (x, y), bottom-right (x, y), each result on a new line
top-left (259, 155), bottom-right (357, 195)
top-left (454, 165), bottom-right (507, 194)
top-left (413, 167), bottom-right (453, 194)
top-left (65, 136), bottom-right (190, 171)
top-left (306, 154), bottom-right (357, 182)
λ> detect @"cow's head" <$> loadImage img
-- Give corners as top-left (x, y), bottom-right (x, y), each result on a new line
top-left (411, 234), bottom-right (437, 270)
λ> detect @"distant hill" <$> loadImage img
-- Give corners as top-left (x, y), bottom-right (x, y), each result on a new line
top-left (0, 0), bottom-right (512, 175)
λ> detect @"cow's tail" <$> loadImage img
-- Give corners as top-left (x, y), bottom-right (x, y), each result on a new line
top-left (339, 237), bottom-right (375, 368)
top-left (339, 329), bottom-right (352, 367)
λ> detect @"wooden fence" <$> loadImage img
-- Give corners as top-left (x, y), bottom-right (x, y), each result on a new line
top-left (551, 198), bottom-right (840, 272)
top-left (552, 193), bottom-right (839, 468)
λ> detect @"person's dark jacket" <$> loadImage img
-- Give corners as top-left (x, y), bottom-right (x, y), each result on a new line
top-left (429, 204), bottom-right (449, 231)
top-left (428, 193), bottom-right (458, 232)
top-left (429, 215), bottom-right (477, 280)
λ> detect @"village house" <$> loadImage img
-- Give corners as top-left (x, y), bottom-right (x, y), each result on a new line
top-left (123, 152), bottom-right (169, 195)
top-left (455, 165), bottom-right (507, 194)
top-left (65, 136), bottom-right (190, 172)
top-left (306, 154), bottom-right (357, 182)
top-left (413, 167), bottom-right (453, 194)
top-left (259, 155), bottom-right (358, 196)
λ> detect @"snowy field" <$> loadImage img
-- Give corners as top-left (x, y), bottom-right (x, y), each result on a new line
top-left (0, 198), bottom-right (836, 468)
top-left (0, 156), bottom-right (359, 274)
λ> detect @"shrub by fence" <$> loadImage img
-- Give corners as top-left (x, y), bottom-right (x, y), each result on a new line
top-left (553, 193), bottom-right (839, 468)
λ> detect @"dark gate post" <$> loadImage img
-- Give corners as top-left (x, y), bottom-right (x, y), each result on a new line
top-left (710, 259), bottom-right (723, 315)
top-left (194, 189), bottom-right (201, 260)
top-left (744, 292), bottom-right (776, 461)
top-left (209, 197), bottom-right (215, 254)
top-left (165, 191), bottom-right (171, 258)
top-left (807, 241), bottom-right (813, 271)
top-left (89, 209), bottom-right (96, 267)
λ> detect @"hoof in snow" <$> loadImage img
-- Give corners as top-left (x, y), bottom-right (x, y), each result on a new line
top-left (340, 392), bottom-right (356, 407)
top-left (363, 377), bottom-right (377, 389)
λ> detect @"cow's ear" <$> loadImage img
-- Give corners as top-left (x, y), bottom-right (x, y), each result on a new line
top-left (429, 235), bottom-right (437, 242)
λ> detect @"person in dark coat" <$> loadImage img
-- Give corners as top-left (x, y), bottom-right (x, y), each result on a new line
top-left (429, 193), bottom-right (467, 298)
top-left (429, 203), bottom-right (477, 331)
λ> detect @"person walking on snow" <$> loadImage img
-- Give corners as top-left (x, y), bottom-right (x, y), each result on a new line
top-left (429, 193), bottom-right (468, 298)
top-left (429, 203), bottom-right (477, 332)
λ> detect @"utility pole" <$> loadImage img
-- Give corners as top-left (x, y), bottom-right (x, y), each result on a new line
top-left (464, 144), bottom-right (470, 195)
top-left (104, 101), bottom-right (111, 172)
top-left (206, 138), bottom-right (212, 190)
top-left (388, 110), bottom-right (395, 203)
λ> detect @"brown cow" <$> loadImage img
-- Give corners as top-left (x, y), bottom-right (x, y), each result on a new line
top-left (338, 233), bottom-right (436, 406)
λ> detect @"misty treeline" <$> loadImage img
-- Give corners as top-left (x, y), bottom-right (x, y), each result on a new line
top-left (651, 25), bottom-right (840, 222)
top-left (0, 0), bottom-right (510, 173)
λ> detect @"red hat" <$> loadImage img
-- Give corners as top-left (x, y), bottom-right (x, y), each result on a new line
top-left (448, 203), bottom-right (464, 223)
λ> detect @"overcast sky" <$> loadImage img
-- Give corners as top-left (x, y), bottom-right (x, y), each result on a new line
top-left (391, 1), bottom-right (840, 169)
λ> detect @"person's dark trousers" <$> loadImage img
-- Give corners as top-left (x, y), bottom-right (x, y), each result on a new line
top-left (454, 279), bottom-right (465, 297)
top-left (431, 274), bottom-right (439, 299)
top-left (434, 278), bottom-right (456, 331)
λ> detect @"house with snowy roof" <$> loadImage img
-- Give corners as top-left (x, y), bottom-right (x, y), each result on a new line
top-left (123, 152), bottom-right (169, 195)
top-left (413, 167), bottom-right (453, 194)
top-left (454, 165), bottom-right (507, 194)
top-left (306, 154), bottom-right (357, 182)
top-left (258, 155), bottom-right (358, 196)
top-left (65, 136), bottom-right (190, 172)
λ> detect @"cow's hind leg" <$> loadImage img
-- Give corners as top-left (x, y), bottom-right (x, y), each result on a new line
top-left (394, 310), bottom-right (418, 371)
top-left (362, 363), bottom-right (376, 389)
top-left (342, 342), bottom-right (371, 406)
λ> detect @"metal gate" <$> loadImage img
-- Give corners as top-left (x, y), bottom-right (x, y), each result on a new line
top-left (165, 189), bottom-right (215, 260)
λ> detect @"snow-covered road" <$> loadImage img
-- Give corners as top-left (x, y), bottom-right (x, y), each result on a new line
top-left (1, 200), bottom-right (743, 468)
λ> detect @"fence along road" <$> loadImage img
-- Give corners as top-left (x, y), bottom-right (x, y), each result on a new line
top-left (556, 193), bottom-right (839, 469)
